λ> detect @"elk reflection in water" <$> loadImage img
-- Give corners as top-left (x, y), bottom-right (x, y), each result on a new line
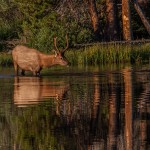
top-left (13, 77), bottom-right (69, 107)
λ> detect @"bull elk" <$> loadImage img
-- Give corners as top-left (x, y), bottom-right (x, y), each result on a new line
top-left (12, 35), bottom-right (69, 76)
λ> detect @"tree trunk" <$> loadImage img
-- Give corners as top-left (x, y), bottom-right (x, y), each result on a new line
top-left (106, 0), bottom-right (119, 41)
top-left (122, 0), bottom-right (133, 40)
top-left (132, 0), bottom-right (150, 35)
top-left (87, 0), bottom-right (100, 40)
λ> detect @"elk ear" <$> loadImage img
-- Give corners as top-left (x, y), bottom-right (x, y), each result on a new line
top-left (52, 49), bottom-right (58, 57)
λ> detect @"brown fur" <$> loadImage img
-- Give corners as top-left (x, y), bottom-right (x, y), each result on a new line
top-left (12, 45), bottom-right (69, 76)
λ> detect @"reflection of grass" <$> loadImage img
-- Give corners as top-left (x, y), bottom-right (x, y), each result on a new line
top-left (0, 43), bottom-right (150, 66)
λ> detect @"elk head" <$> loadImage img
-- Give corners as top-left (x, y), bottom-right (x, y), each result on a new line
top-left (53, 35), bottom-right (70, 66)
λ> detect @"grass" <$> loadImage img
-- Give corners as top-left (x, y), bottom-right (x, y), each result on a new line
top-left (0, 43), bottom-right (150, 66)
top-left (66, 43), bottom-right (150, 66)
top-left (130, 43), bottom-right (150, 63)
top-left (0, 53), bottom-right (12, 66)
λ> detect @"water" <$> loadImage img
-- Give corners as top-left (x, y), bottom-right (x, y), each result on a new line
top-left (0, 64), bottom-right (149, 150)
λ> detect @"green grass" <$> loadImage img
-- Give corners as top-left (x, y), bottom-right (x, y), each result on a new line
top-left (0, 43), bottom-right (150, 66)
top-left (130, 43), bottom-right (150, 63)
top-left (0, 53), bottom-right (12, 66)
top-left (66, 43), bottom-right (150, 66)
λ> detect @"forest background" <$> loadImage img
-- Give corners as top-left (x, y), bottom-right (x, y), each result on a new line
top-left (0, 0), bottom-right (150, 52)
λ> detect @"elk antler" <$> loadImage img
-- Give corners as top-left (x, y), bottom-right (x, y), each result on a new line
top-left (53, 35), bottom-right (69, 54)
top-left (62, 34), bottom-right (69, 53)
top-left (54, 37), bottom-right (59, 52)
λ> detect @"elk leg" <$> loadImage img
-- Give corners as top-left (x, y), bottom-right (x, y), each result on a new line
top-left (33, 71), bottom-right (36, 76)
top-left (37, 69), bottom-right (41, 77)
top-left (32, 71), bottom-right (40, 77)
top-left (21, 70), bottom-right (25, 76)
top-left (36, 68), bottom-right (41, 77)
top-left (13, 61), bottom-right (19, 76)
top-left (32, 67), bottom-right (41, 77)
top-left (36, 72), bottom-right (41, 77)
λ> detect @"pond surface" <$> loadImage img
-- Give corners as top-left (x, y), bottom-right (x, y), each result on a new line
top-left (0, 64), bottom-right (150, 150)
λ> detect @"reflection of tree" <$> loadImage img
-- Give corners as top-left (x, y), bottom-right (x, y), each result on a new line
top-left (136, 75), bottom-right (150, 150)
top-left (123, 67), bottom-right (133, 150)
top-left (88, 75), bottom-right (102, 149)
top-left (12, 106), bottom-right (66, 150)
top-left (0, 116), bottom-right (11, 150)
top-left (107, 73), bottom-right (119, 150)
top-left (92, 76), bottom-right (100, 118)
top-left (139, 83), bottom-right (150, 150)
top-left (0, 78), bottom-right (14, 150)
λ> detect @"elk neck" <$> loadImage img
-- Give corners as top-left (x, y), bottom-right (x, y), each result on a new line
top-left (39, 53), bottom-right (57, 68)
